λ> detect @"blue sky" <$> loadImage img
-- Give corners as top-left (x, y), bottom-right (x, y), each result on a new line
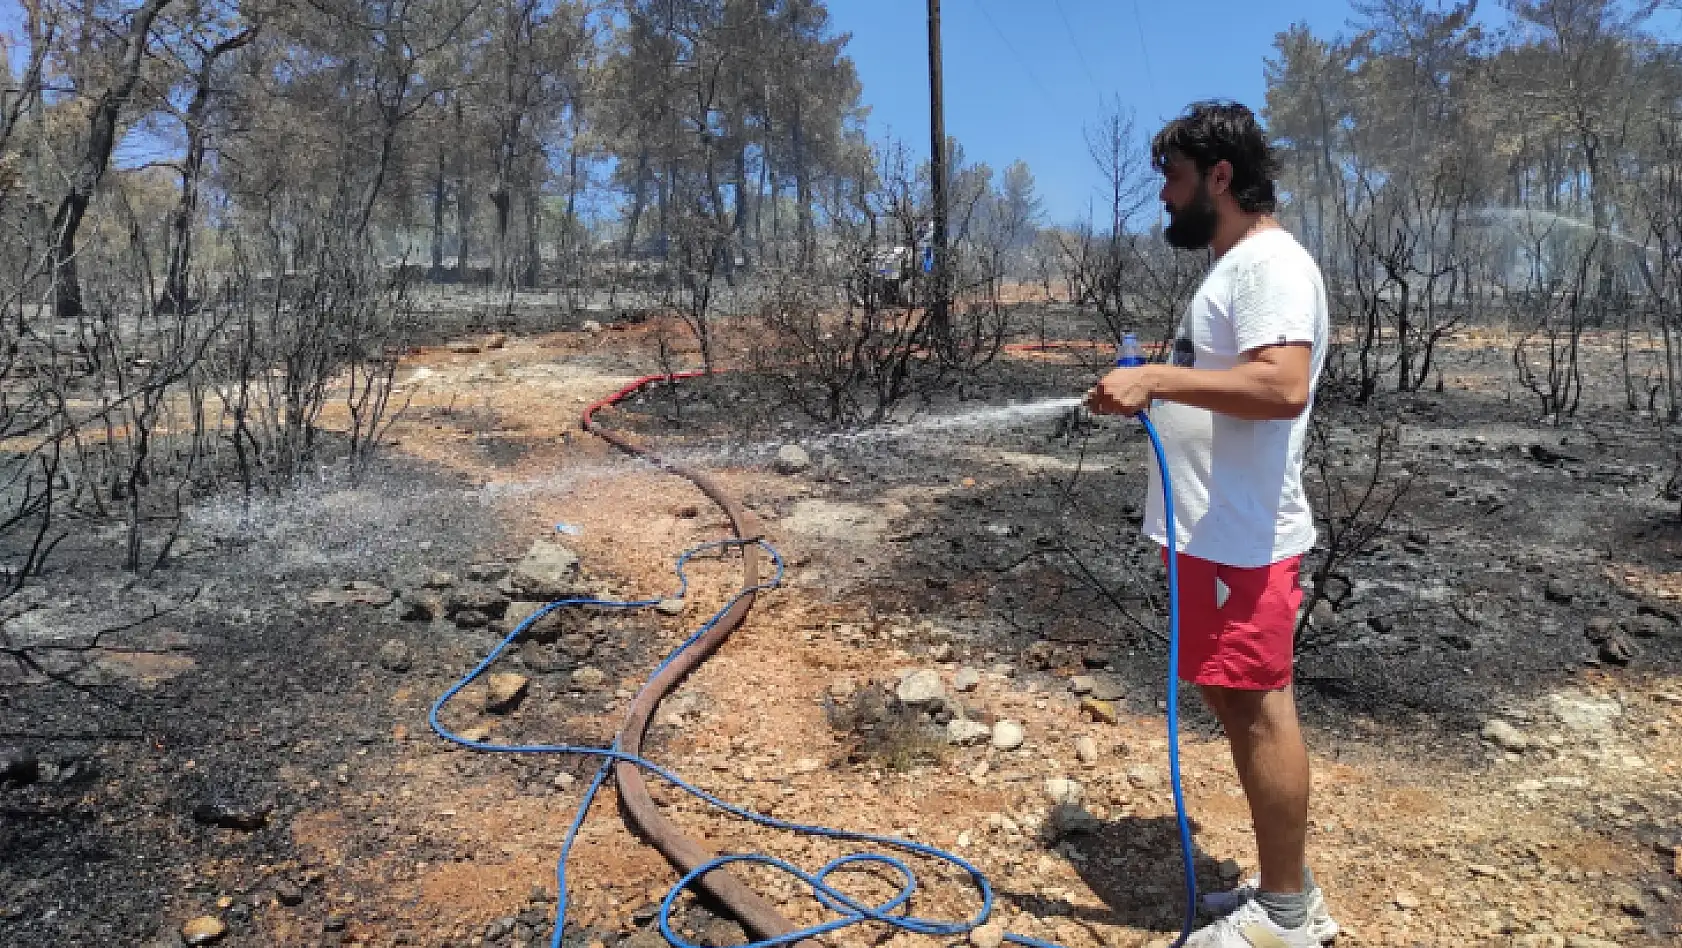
top-left (833, 0), bottom-right (1682, 224)
top-left (831, 0), bottom-right (1369, 225)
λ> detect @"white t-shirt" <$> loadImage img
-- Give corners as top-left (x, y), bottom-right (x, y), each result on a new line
top-left (1142, 227), bottom-right (1329, 567)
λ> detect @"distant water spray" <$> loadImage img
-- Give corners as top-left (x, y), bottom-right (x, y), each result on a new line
top-left (1474, 206), bottom-right (1656, 257)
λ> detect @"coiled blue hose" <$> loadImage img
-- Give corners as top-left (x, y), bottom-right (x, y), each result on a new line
top-left (431, 416), bottom-right (1195, 948)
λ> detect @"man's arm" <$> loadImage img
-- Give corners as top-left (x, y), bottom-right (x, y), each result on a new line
top-left (1085, 343), bottom-right (1313, 421)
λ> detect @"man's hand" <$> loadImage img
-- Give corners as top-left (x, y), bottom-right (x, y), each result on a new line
top-left (1085, 344), bottom-right (1312, 421)
top-left (1085, 366), bottom-right (1157, 416)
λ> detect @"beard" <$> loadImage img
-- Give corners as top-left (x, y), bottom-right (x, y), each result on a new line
top-left (1163, 178), bottom-right (1218, 250)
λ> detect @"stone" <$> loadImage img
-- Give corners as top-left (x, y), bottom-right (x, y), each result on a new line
top-left (554, 773), bottom-right (577, 791)
top-left (1308, 601), bottom-right (1337, 629)
top-left (1481, 719), bottom-right (1530, 752)
top-left (459, 725), bottom-right (492, 742)
top-left (953, 667), bottom-right (981, 692)
top-left (571, 666), bottom-right (607, 691)
top-left (445, 586), bottom-right (509, 619)
top-left (624, 930), bottom-right (666, 948)
top-left (1069, 675), bottom-right (1097, 696)
top-left (1599, 635), bottom-right (1635, 665)
top-left (1544, 579), bottom-right (1576, 604)
top-left (969, 922), bottom-right (1006, 948)
top-left (1614, 885), bottom-right (1647, 916)
top-left (399, 593), bottom-right (441, 622)
top-left (947, 720), bottom-right (993, 746)
top-left (274, 881), bottom-right (304, 907)
top-left (453, 609), bottom-right (490, 630)
top-left (306, 581), bottom-right (394, 608)
top-left (376, 640), bottom-right (412, 673)
top-left (486, 674), bottom-right (530, 712)
top-left (774, 444), bottom-right (812, 474)
top-left (502, 601), bottom-right (548, 630)
top-left (1584, 617), bottom-right (1616, 643)
top-left (1044, 778), bottom-right (1083, 806)
top-left (1624, 615), bottom-right (1672, 639)
top-left (655, 599), bottom-right (685, 617)
top-left (1049, 802), bottom-right (1101, 836)
top-left (699, 919), bottom-right (747, 947)
top-left (791, 758), bottom-right (823, 775)
top-left (421, 570), bottom-right (457, 589)
top-left (582, 320), bottom-right (604, 334)
top-left (484, 917), bottom-right (515, 940)
top-left (466, 564), bottom-right (509, 582)
top-left (520, 641), bottom-right (568, 674)
top-left (1125, 764), bottom-right (1162, 789)
top-left (560, 633), bottom-right (593, 658)
top-left (1217, 859), bottom-right (1243, 883)
top-left (1080, 646), bottom-right (1110, 668)
top-left (896, 669), bottom-right (946, 707)
top-left (1088, 676), bottom-right (1124, 702)
top-left (1074, 736), bottom-right (1099, 766)
top-left (0, 748), bottom-right (40, 787)
top-left (181, 916), bottom-right (228, 945)
top-left (1080, 698), bottom-right (1118, 725)
top-left (990, 720), bottom-right (1025, 751)
top-left (828, 678), bottom-right (856, 698)
top-left (1393, 890), bottom-right (1420, 910)
top-left (1547, 693), bottom-right (1622, 733)
top-left (511, 540), bottom-right (587, 601)
top-left (193, 796), bottom-right (271, 832)
top-left (929, 642), bottom-right (955, 662)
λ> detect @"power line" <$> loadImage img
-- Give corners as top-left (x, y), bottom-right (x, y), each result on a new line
top-left (971, 0), bottom-right (1061, 110)
top-left (1051, 0), bottom-right (1104, 102)
top-left (1129, 0), bottom-right (1158, 102)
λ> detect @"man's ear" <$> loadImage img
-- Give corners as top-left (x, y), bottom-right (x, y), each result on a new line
top-left (1208, 159), bottom-right (1234, 197)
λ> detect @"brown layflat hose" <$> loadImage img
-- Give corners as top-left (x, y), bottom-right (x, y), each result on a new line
top-left (581, 372), bottom-right (817, 948)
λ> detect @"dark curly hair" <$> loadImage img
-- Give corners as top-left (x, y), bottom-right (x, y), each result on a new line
top-left (1151, 101), bottom-right (1280, 214)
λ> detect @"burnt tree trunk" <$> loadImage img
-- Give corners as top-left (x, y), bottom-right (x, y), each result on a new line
top-left (623, 151), bottom-right (649, 257)
top-left (163, 26), bottom-right (258, 314)
top-left (430, 144), bottom-right (447, 280)
top-left (47, 0), bottom-right (173, 322)
top-left (789, 101), bottom-right (814, 268)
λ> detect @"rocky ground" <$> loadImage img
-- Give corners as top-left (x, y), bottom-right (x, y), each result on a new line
top-left (1, 307), bottom-right (1679, 947)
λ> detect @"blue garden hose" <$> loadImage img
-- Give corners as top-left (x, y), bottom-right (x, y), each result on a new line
top-left (1141, 412), bottom-right (1197, 945)
top-left (431, 418), bottom-right (1196, 948)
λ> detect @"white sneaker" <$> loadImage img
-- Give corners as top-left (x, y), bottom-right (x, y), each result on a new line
top-left (1201, 877), bottom-right (1340, 944)
top-left (1183, 899), bottom-right (1321, 947)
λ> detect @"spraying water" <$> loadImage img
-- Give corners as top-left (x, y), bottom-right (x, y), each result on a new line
top-left (1473, 206), bottom-right (1656, 257)
top-left (817, 396), bottom-right (1085, 445)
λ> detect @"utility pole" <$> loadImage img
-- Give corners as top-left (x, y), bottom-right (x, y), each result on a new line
top-left (927, 0), bottom-right (950, 335)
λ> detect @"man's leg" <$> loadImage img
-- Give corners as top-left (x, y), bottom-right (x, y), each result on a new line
top-left (1201, 684), bottom-right (1309, 896)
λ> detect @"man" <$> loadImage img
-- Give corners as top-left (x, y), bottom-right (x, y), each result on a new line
top-left (1084, 102), bottom-right (1338, 948)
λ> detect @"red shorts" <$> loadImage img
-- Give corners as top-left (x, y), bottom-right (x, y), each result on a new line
top-left (1161, 549), bottom-right (1303, 691)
